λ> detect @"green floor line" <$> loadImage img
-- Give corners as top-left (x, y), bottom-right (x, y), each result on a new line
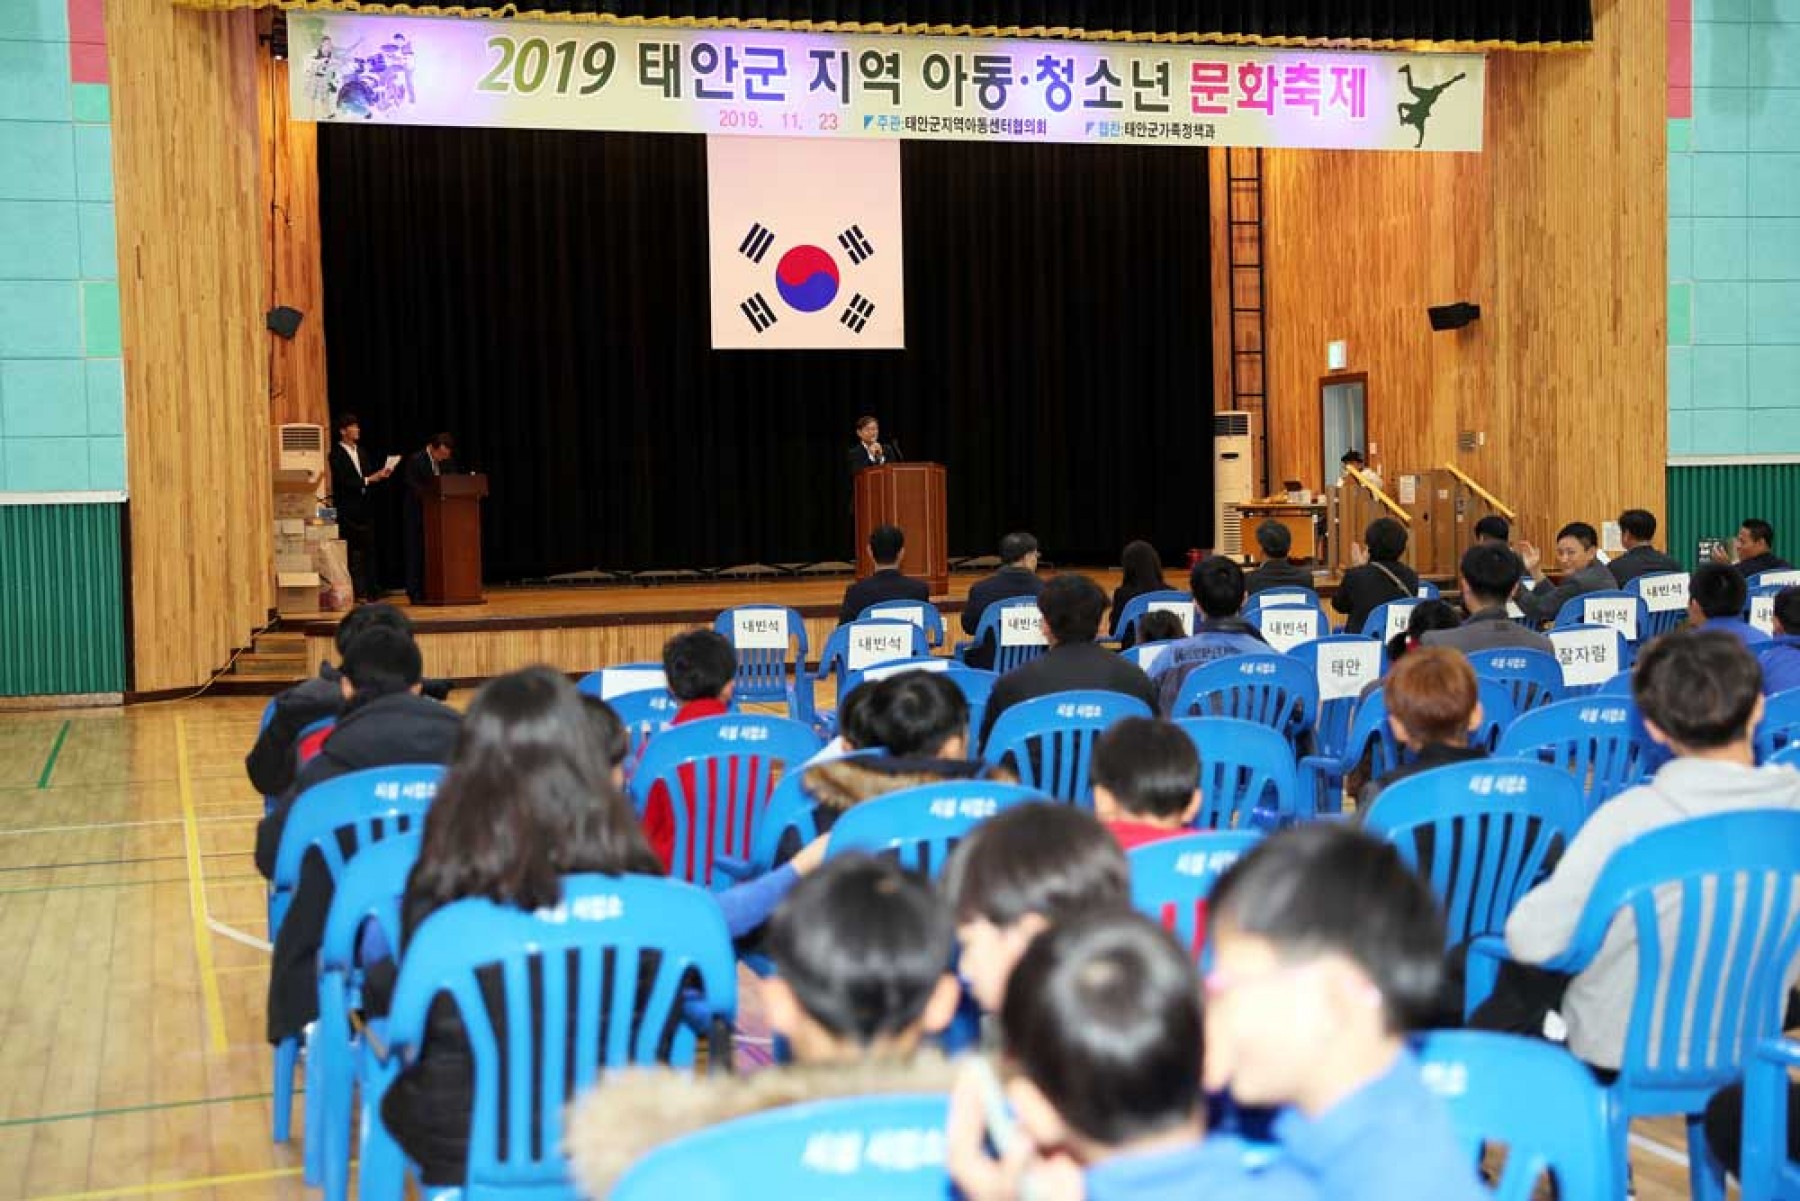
top-left (36, 722), bottom-right (70, 789)
top-left (0, 1091), bottom-right (273, 1129)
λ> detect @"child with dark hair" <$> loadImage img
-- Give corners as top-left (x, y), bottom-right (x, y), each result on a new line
top-left (565, 854), bottom-right (962, 1193)
top-left (1091, 717), bottom-right (1201, 849)
top-left (1687, 561), bottom-right (1769, 647)
top-left (1205, 823), bottom-right (1484, 1201)
top-left (948, 911), bottom-right (1316, 1201)
top-left (1136, 609), bottom-right (1186, 646)
top-left (643, 629), bottom-right (739, 866)
top-left (1765, 585), bottom-right (1800, 694)
top-left (1384, 599), bottom-right (1462, 665)
top-left (941, 802), bottom-right (1130, 1014)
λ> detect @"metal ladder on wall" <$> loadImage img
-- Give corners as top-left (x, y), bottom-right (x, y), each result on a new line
top-left (1226, 147), bottom-right (1269, 498)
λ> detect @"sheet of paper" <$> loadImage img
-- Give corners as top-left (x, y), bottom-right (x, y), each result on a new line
top-left (600, 668), bottom-right (668, 701)
top-left (1316, 641), bottom-right (1382, 701)
top-left (732, 609), bottom-right (789, 650)
top-left (1258, 609), bottom-right (1320, 654)
top-left (848, 624), bottom-right (915, 671)
top-left (1637, 574), bottom-right (1689, 613)
top-left (1551, 627), bottom-right (1620, 688)
top-left (383, 455), bottom-right (401, 471)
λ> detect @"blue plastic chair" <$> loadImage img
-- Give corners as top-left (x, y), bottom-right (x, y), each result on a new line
top-left (1416, 1031), bottom-right (1617, 1201)
top-left (1296, 683), bottom-right (1514, 816)
top-left (1496, 697), bottom-right (1662, 815)
top-left (1173, 717), bottom-right (1301, 830)
top-left (1751, 584), bottom-right (1789, 634)
top-left (574, 661), bottom-right (668, 701)
top-left (1751, 569), bottom-right (1800, 591)
top-left (1628, 572), bottom-right (1693, 641)
top-left (628, 714), bottom-right (822, 889)
top-left (1416, 580), bottom-right (1443, 600)
top-left (1548, 623), bottom-right (1636, 697)
top-left (1744, 1037), bottom-right (1800, 1201)
top-left (1128, 830), bottom-right (1262, 960)
top-left (859, 598), bottom-right (948, 649)
top-left (1467, 647), bottom-right (1566, 715)
top-left (955, 596), bottom-right (1050, 674)
top-left (816, 620), bottom-right (930, 695)
top-left (608, 688), bottom-right (682, 779)
top-left (1758, 688), bottom-right (1800, 763)
top-left (1287, 635), bottom-right (1386, 761)
top-left (849, 663), bottom-right (1000, 763)
top-left (1241, 590), bottom-right (1328, 630)
top-left (825, 780), bottom-right (1040, 878)
top-left (1361, 598), bottom-right (1421, 640)
top-left (268, 764), bottom-right (442, 1147)
top-left (364, 873), bottom-right (739, 1201)
top-left (1463, 812), bottom-right (1800, 1201)
top-left (842, 655), bottom-right (947, 694)
top-left (715, 605), bottom-right (814, 722)
top-left (312, 833), bottom-right (422, 1201)
top-left (1109, 589), bottom-right (1195, 645)
top-left (611, 1094), bottom-right (951, 1201)
top-left (982, 690), bottom-right (1153, 805)
top-left (1168, 653), bottom-right (1319, 745)
top-left (1596, 670), bottom-right (1636, 697)
top-left (1554, 590), bottom-right (1651, 648)
top-left (1772, 743), bottom-right (1800, 770)
top-left (1362, 760), bottom-right (1584, 949)
top-left (1122, 639), bottom-right (1177, 675)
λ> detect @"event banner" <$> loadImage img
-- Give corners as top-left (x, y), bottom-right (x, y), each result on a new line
top-left (286, 15), bottom-right (1485, 152)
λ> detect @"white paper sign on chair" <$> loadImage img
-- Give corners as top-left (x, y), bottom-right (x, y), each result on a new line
top-left (1000, 607), bottom-right (1049, 646)
top-left (1752, 595), bottom-right (1777, 636)
top-left (600, 668), bottom-right (668, 701)
top-left (881, 606), bottom-right (926, 630)
top-left (1506, 601), bottom-right (1527, 620)
top-left (847, 625), bottom-right (914, 672)
top-left (1383, 603), bottom-right (1421, 644)
top-left (1638, 575), bottom-right (1690, 613)
top-left (1149, 601), bottom-right (1196, 636)
top-left (1582, 597), bottom-right (1638, 642)
top-left (732, 609), bottom-right (789, 650)
top-left (1551, 627), bottom-right (1620, 688)
top-left (1316, 641), bottom-right (1382, 702)
top-left (1756, 570), bottom-right (1800, 588)
top-left (865, 658), bottom-right (948, 681)
top-left (1132, 644), bottom-right (1170, 674)
top-left (1260, 609), bottom-right (1321, 654)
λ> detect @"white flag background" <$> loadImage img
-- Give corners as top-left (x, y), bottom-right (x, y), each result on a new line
top-left (707, 137), bottom-right (904, 350)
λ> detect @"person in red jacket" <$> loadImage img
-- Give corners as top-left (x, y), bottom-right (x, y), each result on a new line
top-left (642, 629), bottom-right (736, 868)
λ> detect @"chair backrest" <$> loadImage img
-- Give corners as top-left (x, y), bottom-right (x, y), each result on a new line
top-left (574, 662), bottom-right (669, 702)
top-left (825, 780), bottom-right (1041, 878)
top-left (1743, 1036), bottom-right (1800, 1201)
top-left (1548, 623), bottom-right (1635, 697)
top-left (1362, 599), bottom-right (1421, 641)
top-left (1173, 717), bottom-right (1301, 830)
top-left (1363, 760), bottom-right (1585, 947)
top-left (1113, 589), bottom-right (1195, 642)
top-left (1122, 639), bottom-right (1177, 675)
top-left (1417, 1031), bottom-right (1618, 1201)
top-left (982, 690), bottom-right (1153, 805)
top-left (1553, 590), bottom-right (1650, 646)
top-left (715, 605), bottom-right (810, 704)
top-left (970, 597), bottom-right (1053, 674)
top-left (1751, 569), bottom-right (1800, 591)
top-left (1496, 697), bottom-right (1660, 814)
top-left (1596, 671), bottom-right (1636, 697)
top-left (1772, 743), bottom-right (1800, 770)
top-left (382, 874), bottom-right (739, 1195)
top-left (1248, 587), bottom-right (1319, 609)
top-left (1250, 604), bottom-right (1327, 654)
top-left (271, 765), bottom-right (443, 933)
top-left (1566, 812), bottom-right (1800, 1107)
top-left (1759, 687), bottom-right (1800, 763)
top-left (318, 831), bottom-right (421, 979)
top-left (296, 716), bottom-right (337, 766)
top-left (608, 688), bottom-right (683, 775)
top-left (1128, 831), bottom-right (1262, 960)
top-left (1416, 580), bottom-right (1443, 600)
top-left (859, 599), bottom-right (947, 648)
top-left (1287, 635), bottom-right (1386, 761)
top-left (847, 655), bottom-right (948, 694)
top-left (1629, 572), bottom-right (1692, 640)
top-left (628, 715), bottom-right (823, 888)
top-left (1466, 647), bottom-right (1566, 715)
top-left (610, 1094), bottom-right (950, 1200)
top-left (818, 620), bottom-right (929, 692)
top-left (852, 663), bottom-right (999, 761)
top-left (1169, 653), bottom-right (1319, 742)
top-left (1473, 676), bottom-right (1520, 752)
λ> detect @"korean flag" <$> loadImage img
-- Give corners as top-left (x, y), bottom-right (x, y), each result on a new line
top-left (707, 137), bottom-right (905, 350)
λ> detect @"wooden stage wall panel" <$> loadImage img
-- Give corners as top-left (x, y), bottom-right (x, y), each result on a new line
top-left (1222, 0), bottom-right (1665, 550)
top-left (110, 0), bottom-right (274, 693)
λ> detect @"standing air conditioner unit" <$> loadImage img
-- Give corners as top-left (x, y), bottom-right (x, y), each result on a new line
top-left (278, 423), bottom-right (326, 476)
top-left (1213, 410), bottom-right (1260, 558)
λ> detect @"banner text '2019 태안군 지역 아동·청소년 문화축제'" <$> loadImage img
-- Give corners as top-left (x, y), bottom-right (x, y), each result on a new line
top-left (285, 14), bottom-right (1486, 152)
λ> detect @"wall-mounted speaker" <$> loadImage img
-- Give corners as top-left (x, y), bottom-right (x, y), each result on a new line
top-left (266, 306), bottom-right (304, 339)
top-left (1427, 302), bottom-right (1481, 332)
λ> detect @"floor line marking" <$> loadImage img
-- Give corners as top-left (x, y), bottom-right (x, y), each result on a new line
top-left (20, 1165), bottom-right (301, 1201)
top-left (0, 1091), bottom-right (274, 1129)
top-left (1629, 1130), bottom-right (1690, 1167)
top-left (177, 714), bottom-right (230, 1053)
top-left (207, 917), bottom-right (271, 954)
top-left (36, 722), bottom-right (70, 789)
top-left (0, 816), bottom-right (254, 837)
top-left (0, 873), bottom-right (263, 897)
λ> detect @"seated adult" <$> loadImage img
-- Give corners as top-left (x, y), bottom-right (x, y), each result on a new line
top-left (1514, 521), bottom-right (1615, 629)
top-left (959, 531), bottom-right (1043, 669)
top-left (1607, 508), bottom-right (1682, 586)
top-left (1091, 717), bottom-right (1201, 850)
top-left (1421, 544), bottom-right (1555, 655)
top-left (1688, 562), bottom-right (1770, 648)
top-left (255, 624), bottom-right (462, 1046)
top-left (643, 629), bottom-right (736, 869)
top-left (1764, 586), bottom-right (1800, 695)
top-left (1473, 514), bottom-right (1511, 547)
top-left (1149, 557), bottom-right (1266, 716)
top-left (1108, 539), bottom-right (1166, 649)
top-left (1244, 519), bottom-right (1316, 597)
top-left (977, 574), bottom-right (1156, 748)
top-left (1714, 517), bottom-right (1792, 582)
top-left (836, 523), bottom-right (930, 626)
top-left (1331, 517), bottom-right (1420, 637)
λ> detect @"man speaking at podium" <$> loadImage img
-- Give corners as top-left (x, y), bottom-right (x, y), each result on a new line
top-left (846, 414), bottom-right (901, 477)
top-left (403, 432), bottom-right (458, 605)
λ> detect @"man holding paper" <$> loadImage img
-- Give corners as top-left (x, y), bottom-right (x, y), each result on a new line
top-left (328, 412), bottom-right (398, 603)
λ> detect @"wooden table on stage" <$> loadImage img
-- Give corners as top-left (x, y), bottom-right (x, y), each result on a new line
top-left (1235, 501), bottom-right (1325, 564)
top-left (854, 463), bottom-right (948, 595)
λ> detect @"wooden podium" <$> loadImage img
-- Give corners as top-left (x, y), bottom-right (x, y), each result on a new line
top-left (420, 473), bottom-right (489, 606)
top-left (854, 463), bottom-right (948, 595)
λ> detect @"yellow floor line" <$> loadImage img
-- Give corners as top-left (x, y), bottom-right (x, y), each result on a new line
top-left (176, 714), bottom-right (230, 1053)
top-left (20, 1165), bottom-right (302, 1201)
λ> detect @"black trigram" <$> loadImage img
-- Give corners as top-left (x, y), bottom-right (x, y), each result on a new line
top-left (840, 293), bottom-right (875, 334)
top-left (837, 224), bottom-right (874, 265)
top-left (741, 293), bottom-right (778, 332)
top-left (738, 223), bottom-right (776, 264)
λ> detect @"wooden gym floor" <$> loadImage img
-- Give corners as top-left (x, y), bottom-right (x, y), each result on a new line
top-left (0, 698), bottom-right (1710, 1200)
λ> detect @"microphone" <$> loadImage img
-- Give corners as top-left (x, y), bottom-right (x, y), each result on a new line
top-left (888, 438), bottom-right (905, 463)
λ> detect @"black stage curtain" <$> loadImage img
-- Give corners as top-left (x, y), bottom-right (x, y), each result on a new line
top-left (287, 2), bottom-right (1593, 46)
top-left (319, 127), bottom-right (1213, 580)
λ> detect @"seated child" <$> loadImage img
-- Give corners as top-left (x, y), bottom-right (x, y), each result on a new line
top-left (1206, 823), bottom-right (1487, 1201)
top-left (948, 910), bottom-right (1317, 1201)
top-left (643, 629), bottom-right (737, 867)
top-left (565, 854), bottom-right (962, 1193)
top-left (1357, 647), bottom-right (1486, 810)
top-left (1091, 717), bottom-right (1202, 850)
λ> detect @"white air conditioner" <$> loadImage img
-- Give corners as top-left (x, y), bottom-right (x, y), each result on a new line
top-left (278, 423), bottom-right (325, 476)
top-left (1213, 410), bottom-right (1260, 558)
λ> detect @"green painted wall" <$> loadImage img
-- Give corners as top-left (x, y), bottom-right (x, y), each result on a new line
top-left (0, 502), bottom-right (124, 695)
top-left (1667, 461), bottom-right (1800, 569)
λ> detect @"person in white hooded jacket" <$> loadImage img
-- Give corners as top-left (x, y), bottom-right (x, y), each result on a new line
top-left (1502, 628), bottom-right (1800, 1071)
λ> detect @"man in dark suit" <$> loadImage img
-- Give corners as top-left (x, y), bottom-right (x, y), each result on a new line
top-left (1245, 519), bottom-right (1317, 596)
top-left (838, 523), bottom-right (931, 626)
top-left (977, 574), bottom-right (1156, 747)
top-left (1608, 508), bottom-right (1683, 586)
top-left (402, 432), bottom-right (457, 604)
top-left (1515, 522), bottom-right (1617, 628)
top-left (845, 414), bottom-right (894, 479)
top-left (960, 531), bottom-right (1043, 669)
top-left (1713, 517), bottom-right (1792, 582)
top-left (1422, 544), bottom-right (1554, 655)
top-left (328, 412), bottom-right (394, 603)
